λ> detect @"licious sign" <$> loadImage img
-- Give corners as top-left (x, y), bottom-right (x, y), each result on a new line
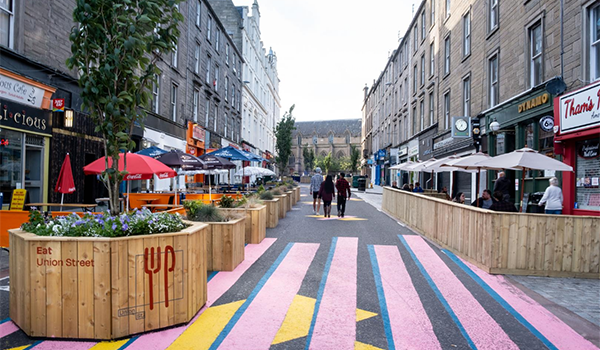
top-left (0, 99), bottom-right (52, 136)
top-left (0, 73), bottom-right (46, 108)
top-left (557, 81), bottom-right (600, 134)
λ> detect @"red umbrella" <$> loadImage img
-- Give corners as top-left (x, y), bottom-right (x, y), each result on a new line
top-left (55, 153), bottom-right (76, 206)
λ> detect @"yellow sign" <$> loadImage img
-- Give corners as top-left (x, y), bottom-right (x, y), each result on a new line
top-left (10, 189), bottom-right (27, 211)
top-left (518, 93), bottom-right (549, 113)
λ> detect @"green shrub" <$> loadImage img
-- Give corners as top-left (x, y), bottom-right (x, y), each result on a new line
top-left (220, 195), bottom-right (236, 208)
top-left (272, 189), bottom-right (282, 196)
top-left (257, 184), bottom-right (265, 194)
top-left (185, 203), bottom-right (225, 222)
top-left (260, 191), bottom-right (274, 200)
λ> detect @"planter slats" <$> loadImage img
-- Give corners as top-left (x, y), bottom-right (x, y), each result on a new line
top-left (264, 199), bottom-right (279, 228)
top-left (220, 205), bottom-right (267, 244)
top-left (274, 195), bottom-right (287, 219)
top-left (205, 217), bottom-right (245, 272)
top-left (9, 222), bottom-right (208, 339)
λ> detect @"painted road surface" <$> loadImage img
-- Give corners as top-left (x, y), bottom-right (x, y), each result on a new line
top-left (0, 185), bottom-right (598, 350)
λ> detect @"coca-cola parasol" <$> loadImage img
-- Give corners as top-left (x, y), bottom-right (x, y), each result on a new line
top-left (55, 153), bottom-right (76, 207)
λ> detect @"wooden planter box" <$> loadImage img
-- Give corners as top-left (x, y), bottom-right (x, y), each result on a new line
top-left (220, 205), bottom-right (267, 244)
top-left (284, 191), bottom-right (294, 210)
top-left (273, 195), bottom-right (287, 219)
top-left (203, 217), bottom-right (246, 272)
top-left (294, 187), bottom-right (300, 204)
top-left (9, 222), bottom-right (208, 340)
top-left (264, 199), bottom-right (280, 228)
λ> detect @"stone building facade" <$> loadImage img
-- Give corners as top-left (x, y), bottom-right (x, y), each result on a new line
top-left (291, 119), bottom-right (362, 175)
top-left (363, 0), bottom-right (596, 208)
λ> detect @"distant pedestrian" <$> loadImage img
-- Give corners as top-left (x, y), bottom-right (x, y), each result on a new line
top-left (413, 182), bottom-right (424, 193)
top-left (318, 175), bottom-right (335, 218)
top-left (310, 167), bottom-right (324, 215)
top-left (471, 189), bottom-right (495, 209)
top-left (490, 190), bottom-right (517, 212)
top-left (335, 172), bottom-right (351, 218)
top-left (539, 177), bottom-right (563, 215)
top-left (453, 192), bottom-right (465, 204)
top-left (493, 171), bottom-right (512, 201)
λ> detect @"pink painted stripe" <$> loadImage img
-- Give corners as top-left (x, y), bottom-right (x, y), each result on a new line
top-left (33, 341), bottom-right (97, 350)
top-left (374, 245), bottom-right (442, 349)
top-left (404, 236), bottom-right (519, 350)
top-left (463, 258), bottom-right (599, 350)
top-left (219, 243), bottom-right (319, 349)
top-left (0, 320), bottom-right (19, 339)
top-left (309, 237), bottom-right (358, 350)
top-left (118, 238), bottom-right (277, 350)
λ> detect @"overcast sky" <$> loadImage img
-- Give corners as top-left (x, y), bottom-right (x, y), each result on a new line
top-left (235, 0), bottom-right (418, 122)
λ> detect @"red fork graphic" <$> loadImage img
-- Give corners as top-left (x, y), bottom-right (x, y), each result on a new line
top-left (144, 247), bottom-right (162, 310)
top-left (164, 246), bottom-right (175, 307)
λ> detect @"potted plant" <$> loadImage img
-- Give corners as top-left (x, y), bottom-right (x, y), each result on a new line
top-left (220, 195), bottom-right (267, 244)
top-left (183, 201), bottom-right (245, 271)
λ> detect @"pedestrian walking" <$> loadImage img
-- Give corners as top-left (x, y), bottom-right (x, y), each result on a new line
top-left (335, 172), bottom-right (351, 218)
top-left (318, 175), bottom-right (335, 218)
top-left (310, 167), bottom-right (324, 215)
top-left (539, 177), bottom-right (563, 214)
top-left (493, 171), bottom-right (512, 202)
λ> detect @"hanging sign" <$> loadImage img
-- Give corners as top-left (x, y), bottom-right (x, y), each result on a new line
top-left (539, 115), bottom-right (554, 132)
top-left (577, 139), bottom-right (599, 159)
top-left (52, 99), bottom-right (65, 112)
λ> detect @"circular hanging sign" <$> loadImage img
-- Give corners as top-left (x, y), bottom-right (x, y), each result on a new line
top-left (539, 116), bottom-right (554, 132)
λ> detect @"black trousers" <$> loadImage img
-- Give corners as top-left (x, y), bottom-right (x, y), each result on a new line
top-left (337, 196), bottom-right (347, 215)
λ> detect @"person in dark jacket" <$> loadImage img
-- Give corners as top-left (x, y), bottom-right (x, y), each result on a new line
top-left (490, 190), bottom-right (517, 212)
top-left (318, 175), bottom-right (335, 218)
top-left (335, 172), bottom-right (351, 217)
top-left (471, 189), bottom-right (495, 209)
top-left (493, 171), bottom-right (512, 201)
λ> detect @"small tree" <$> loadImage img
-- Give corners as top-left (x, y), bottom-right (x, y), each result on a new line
top-left (275, 105), bottom-right (296, 175)
top-left (302, 145), bottom-right (315, 172)
top-left (67, 0), bottom-right (182, 214)
top-left (350, 145), bottom-right (361, 173)
top-left (322, 152), bottom-right (332, 174)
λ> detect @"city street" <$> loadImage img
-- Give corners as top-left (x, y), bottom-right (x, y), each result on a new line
top-left (0, 185), bottom-right (598, 349)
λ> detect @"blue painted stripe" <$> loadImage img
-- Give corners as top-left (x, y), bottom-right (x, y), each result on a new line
top-left (24, 341), bottom-right (43, 349)
top-left (208, 242), bottom-right (295, 350)
top-left (304, 237), bottom-right (338, 350)
top-left (207, 271), bottom-right (218, 283)
top-left (398, 235), bottom-right (477, 350)
top-left (0, 317), bottom-right (10, 325)
top-left (367, 245), bottom-right (396, 350)
top-left (442, 249), bottom-right (558, 350)
top-left (118, 336), bottom-right (140, 349)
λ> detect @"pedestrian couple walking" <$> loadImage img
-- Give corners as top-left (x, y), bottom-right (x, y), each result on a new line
top-left (310, 168), bottom-right (352, 218)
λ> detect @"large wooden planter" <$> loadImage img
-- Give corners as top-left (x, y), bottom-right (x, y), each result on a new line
top-left (284, 191), bottom-right (294, 210)
top-left (273, 195), bottom-right (287, 219)
top-left (264, 199), bottom-right (280, 228)
top-left (294, 187), bottom-right (301, 204)
top-left (9, 222), bottom-right (208, 340)
top-left (203, 217), bottom-right (246, 272)
top-left (220, 205), bottom-right (267, 244)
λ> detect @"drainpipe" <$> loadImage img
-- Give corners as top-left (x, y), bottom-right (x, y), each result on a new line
top-left (560, 0), bottom-right (564, 78)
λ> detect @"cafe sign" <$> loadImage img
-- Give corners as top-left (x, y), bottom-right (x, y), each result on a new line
top-left (0, 73), bottom-right (46, 108)
top-left (0, 98), bottom-right (52, 136)
top-left (557, 80), bottom-right (600, 134)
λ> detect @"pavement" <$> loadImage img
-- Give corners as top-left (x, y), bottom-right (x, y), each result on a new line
top-left (0, 184), bottom-right (598, 349)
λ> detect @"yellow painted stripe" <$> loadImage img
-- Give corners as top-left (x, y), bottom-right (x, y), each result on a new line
top-left (356, 308), bottom-right (378, 322)
top-left (167, 300), bottom-right (245, 350)
top-left (5, 345), bottom-right (31, 350)
top-left (272, 295), bottom-right (316, 345)
top-left (355, 341), bottom-right (384, 350)
top-left (88, 338), bottom-right (130, 350)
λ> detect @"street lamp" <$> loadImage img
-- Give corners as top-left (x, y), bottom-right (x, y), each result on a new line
top-left (489, 119), bottom-right (500, 133)
top-left (64, 109), bottom-right (74, 128)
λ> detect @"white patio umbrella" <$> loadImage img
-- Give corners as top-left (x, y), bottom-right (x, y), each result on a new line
top-left (475, 147), bottom-right (573, 212)
top-left (234, 166), bottom-right (265, 177)
top-left (390, 161), bottom-right (415, 170)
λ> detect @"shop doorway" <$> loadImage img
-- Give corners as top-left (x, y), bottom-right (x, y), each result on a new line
top-left (24, 136), bottom-right (44, 203)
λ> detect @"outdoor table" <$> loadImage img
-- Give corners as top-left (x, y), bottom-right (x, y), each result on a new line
top-left (141, 204), bottom-right (183, 212)
top-left (139, 197), bottom-right (159, 205)
top-left (25, 203), bottom-right (97, 212)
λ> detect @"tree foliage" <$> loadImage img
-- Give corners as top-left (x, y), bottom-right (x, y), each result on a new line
top-left (67, 0), bottom-right (182, 214)
top-left (275, 105), bottom-right (296, 175)
top-left (350, 145), bottom-right (360, 173)
top-left (302, 145), bottom-right (315, 172)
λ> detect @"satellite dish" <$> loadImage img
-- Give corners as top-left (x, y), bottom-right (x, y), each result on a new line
top-left (546, 77), bottom-right (567, 95)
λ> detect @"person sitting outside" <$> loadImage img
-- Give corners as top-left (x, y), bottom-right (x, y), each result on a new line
top-left (440, 186), bottom-right (451, 200)
top-left (452, 192), bottom-right (465, 204)
top-left (489, 190), bottom-right (517, 212)
top-left (471, 189), bottom-right (495, 209)
top-left (409, 184), bottom-right (414, 192)
top-left (539, 177), bottom-right (563, 214)
top-left (401, 184), bottom-right (410, 191)
top-left (413, 182), bottom-right (424, 193)
top-left (391, 181), bottom-right (399, 189)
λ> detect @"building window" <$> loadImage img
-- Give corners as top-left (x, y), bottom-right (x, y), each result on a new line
top-left (313, 136), bottom-right (317, 144)
top-left (172, 43), bottom-right (178, 68)
top-left (194, 43), bottom-right (200, 74)
top-left (529, 22), bottom-right (543, 87)
top-left (463, 12), bottom-right (471, 57)
top-left (195, 0), bottom-right (201, 27)
top-left (463, 75), bottom-right (471, 117)
top-left (443, 90), bottom-right (450, 129)
top-left (224, 113), bottom-right (228, 138)
top-left (214, 65), bottom-right (219, 91)
top-left (207, 15), bottom-right (212, 41)
top-left (205, 99), bottom-right (210, 127)
top-left (429, 91), bottom-right (434, 126)
top-left (444, 35), bottom-right (451, 75)
top-left (193, 89), bottom-right (199, 122)
top-left (576, 138), bottom-right (600, 211)
top-left (170, 83), bottom-right (178, 122)
top-left (420, 100), bottom-right (425, 131)
top-left (214, 104), bottom-right (218, 131)
top-left (420, 54), bottom-right (425, 86)
top-left (430, 42), bottom-right (435, 76)
top-left (216, 28), bottom-right (221, 52)
top-left (224, 76), bottom-right (229, 101)
top-left (489, 53), bottom-right (499, 107)
top-left (226, 44), bottom-right (230, 65)
top-left (414, 24), bottom-right (418, 50)
top-left (445, 0), bottom-right (451, 18)
top-left (412, 106), bottom-right (417, 135)
top-left (298, 135), bottom-right (302, 145)
top-left (329, 134), bottom-right (333, 144)
top-left (421, 11), bottom-right (425, 41)
top-left (431, 0), bottom-right (435, 26)
top-left (206, 55), bottom-right (211, 83)
top-left (151, 74), bottom-right (160, 114)
top-left (346, 133), bottom-right (350, 144)
top-left (231, 84), bottom-right (235, 107)
top-left (0, 0), bottom-right (13, 48)
top-left (588, 3), bottom-right (600, 81)
top-left (413, 65), bottom-right (418, 92)
top-left (489, 0), bottom-right (498, 32)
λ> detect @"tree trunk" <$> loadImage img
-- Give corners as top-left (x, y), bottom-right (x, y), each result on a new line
top-left (108, 159), bottom-right (121, 216)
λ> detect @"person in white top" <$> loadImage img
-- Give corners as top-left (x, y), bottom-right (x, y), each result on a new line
top-left (539, 177), bottom-right (563, 215)
top-left (310, 168), bottom-right (324, 215)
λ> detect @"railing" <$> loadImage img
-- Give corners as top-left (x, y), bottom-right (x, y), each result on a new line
top-left (382, 187), bottom-right (600, 278)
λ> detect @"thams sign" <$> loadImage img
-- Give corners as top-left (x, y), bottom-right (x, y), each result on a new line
top-left (557, 80), bottom-right (600, 134)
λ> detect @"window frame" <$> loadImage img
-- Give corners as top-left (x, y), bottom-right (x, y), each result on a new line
top-left (463, 11), bottom-right (471, 58)
top-left (170, 83), bottom-right (178, 122)
top-left (445, 0), bottom-right (451, 19)
top-left (489, 0), bottom-right (499, 33)
top-left (488, 52), bottom-right (499, 108)
top-left (224, 76), bottom-right (229, 101)
top-left (151, 73), bottom-right (160, 114)
top-left (429, 90), bottom-right (435, 126)
top-left (413, 64), bottom-right (418, 93)
top-left (431, 0), bottom-right (436, 28)
top-left (0, 0), bottom-right (14, 49)
top-left (193, 88), bottom-right (199, 122)
top-left (463, 74), bottom-right (471, 117)
top-left (207, 15), bottom-right (213, 41)
top-left (443, 90), bottom-right (451, 130)
top-left (420, 54), bottom-right (425, 86)
top-left (430, 41), bottom-right (435, 77)
top-left (420, 99), bottom-right (425, 131)
top-left (205, 98), bottom-right (210, 127)
top-left (444, 34), bottom-right (451, 76)
top-left (195, 0), bottom-right (201, 27)
top-left (421, 11), bottom-right (426, 41)
top-left (171, 43), bottom-right (178, 68)
top-left (194, 42), bottom-right (200, 74)
top-left (587, 2), bottom-right (600, 81)
top-left (528, 20), bottom-right (543, 88)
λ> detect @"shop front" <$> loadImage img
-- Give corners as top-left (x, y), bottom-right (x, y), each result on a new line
top-left (394, 146), bottom-right (408, 186)
top-left (0, 69), bottom-right (55, 208)
top-left (484, 86), bottom-right (556, 206)
top-left (419, 129), bottom-right (436, 189)
top-left (554, 81), bottom-right (600, 216)
top-left (142, 125), bottom-right (186, 192)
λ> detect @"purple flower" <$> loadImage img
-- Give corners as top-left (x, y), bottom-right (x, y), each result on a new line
top-left (123, 224), bottom-right (129, 230)
top-left (112, 223), bottom-right (117, 231)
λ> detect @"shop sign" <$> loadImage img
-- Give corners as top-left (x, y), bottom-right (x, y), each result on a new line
top-left (518, 93), bottom-right (549, 113)
top-left (539, 115), bottom-right (554, 132)
top-left (378, 149), bottom-right (386, 158)
top-left (0, 99), bottom-right (51, 136)
top-left (578, 139), bottom-right (599, 159)
top-left (558, 81), bottom-right (600, 134)
top-left (433, 137), bottom-right (454, 150)
top-left (398, 147), bottom-right (408, 157)
top-left (408, 145), bottom-right (418, 157)
top-left (192, 125), bottom-right (205, 142)
top-left (0, 74), bottom-right (46, 108)
top-left (52, 99), bottom-right (65, 112)
top-left (10, 189), bottom-right (27, 211)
